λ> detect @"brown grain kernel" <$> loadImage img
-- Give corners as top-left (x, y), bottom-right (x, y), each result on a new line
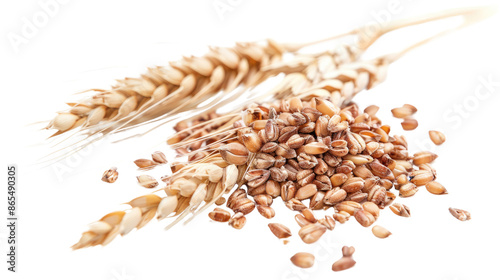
top-left (287, 159), bottom-right (300, 170)
top-left (346, 191), bottom-right (368, 203)
top-left (134, 159), bottom-right (156, 168)
top-left (281, 181), bottom-right (297, 202)
top-left (254, 153), bottom-right (275, 169)
top-left (295, 184), bottom-right (318, 200)
top-left (295, 213), bottom-right (312, 227)
top-left (391, 106), bottom-right (414, 118)
top-left (278, 126), bottom-right (298, 143)
top-left (319, 215), bottom-right (336, 230)
top-left (350, 122), bottom-right (371, 133)
top-left (245, 169), bottom-right (271, 188)
top-left (335, 201), bottom-right (362, 215)
top-left (389, 145), bottom-right (408, 160)
top-left (286, 134), bottom-right (305, 149)
top-left (274, 155), bottom-right (286, 168)
top-left (296, 172), bottom-right (315, 187)
top-left (290, 252), bottom-right (315, 268)
top-left (232, 198), bottom-right (255, 215)
top-left (330, 173), bottom-right (348, 187)
top-left (288, 112), bottom-right (307, 126)
top-left (265, 180), bottom-right (281, 198)
top-left (342, 245), bottom-right (355, 257)
top-left (304, 142), bottom-right (329, 154)
top-left (228, 212), bottom-right (246, 229)
top-left (364, 105), bottom-right (379, 116)
top-left (324, 187), bottom-right (347, 205)
top-left (260, 142), bottom-right (279, 153)
top-left (220, 143), bottom-right (249, 165)
top-left (309, 191), bottom-right (325, 210)
top-left (449, 207), bottom-right (471, 221)
top-left (333, 211), bottom-right (350, 224)
top-left (264, 119), bottom-right (279, 142)
top-left (419, 163), bottom-right (437, 177)
top-left (298, 223), bottom-right (327, 244)
top-left (429, 130), bottom-right (446, 145)
top-left (253, 194), bottom-right (273, 206)
top-left (412, 151), bottom-right (438, 165)
top-left (369, 161), bottom-right (392, 178)
top-left (341, 177), bottom-right (365, 193)
top-left (330, 146), bottom-right (349, 157)
top-left (314, 158), bottom-right (329, 175)
top-left (315, 98), bottom-right (340, 117)
top-left (399, 183), bottom-right (418, 197)
top-left (365, 141), bottom-right (381, 155)
top-left (275, 143), bottom-right (295, 159)
top-left (299, 122), bottom-right (316, 133)
top-left (302, 107), bottom-right (322, 122)
top-left (362, 202), bottom-right (380, 219)
top-left (214, 197), bottom-right (226, 206)
top-left (336, 164), bottom-right (353, 175)
top-left (324, 153), bottom-right (342, 167)
top-left (380, 154), bottom-right (396, 169)
top-left (353, 165), bottom-right (373, 179)
top-left (369, 186), bottom-right (387, 205)
top-left (289, 97), bottom-right (303, 113)
top-left (208, 207), bottom-right (231, 222)
top-left (226, 189), bottom-right (247, 209)
top-left (151, 151), bottom-right (167, 164)
top-left (326, 114), bottom-right (341, 132)
top-left (401, 118), bottom-right (418, 130)
top-left (354, 209), bottom-right (375, 227)
top-left (312, 174), bottom-right (330, 188)
top-left (332, 256), bottom-right (356, 272)
top-left (383, 191), bottom-right (396, 207)
top-left (396, 174), bottom-right (409, 186)
top-left (343, 154), bottom-right (373, 165)
top-left (257, 205), bottom-right (276, 219)
top-left (301, 209), bottom-right (317, 223)
top-left (101, 167), bottom-right (118, 183)
top-left (270, 166), bottom-right (288, 182)
top-left (409, 170), bottom-right (434, 186)
top-left (297, 153), bottom-right (318, 169)
top-left (402, 104), bottom-right (418, 113)
top-left (239, 129), bottom-right (262, 153)
top-left (285, 198), bottom-right (307, 211)
top-left (268, 223), bottom-right (292, 239)
top-left (425, 181), bottom-right (448, 195)
top-left (379, 178), bottom-right (394, 190)
top-left (326, 166), bottom-right (335, 177)
top-left (371, 148), bottom-right (384, 158)
top-left (362, 177), bottom-right (378, 192)
top-left (246, 185), bottom-right (266, 198)
top-left (250, 119), bottom-right (267, 130)
top-left (389, 203), bottom-right (411, 217)
top-left (372, 225), bottom-right (391, 238)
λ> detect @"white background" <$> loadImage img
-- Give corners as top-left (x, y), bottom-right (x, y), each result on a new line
top-left (1, 0), bottom-right (500, 280)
